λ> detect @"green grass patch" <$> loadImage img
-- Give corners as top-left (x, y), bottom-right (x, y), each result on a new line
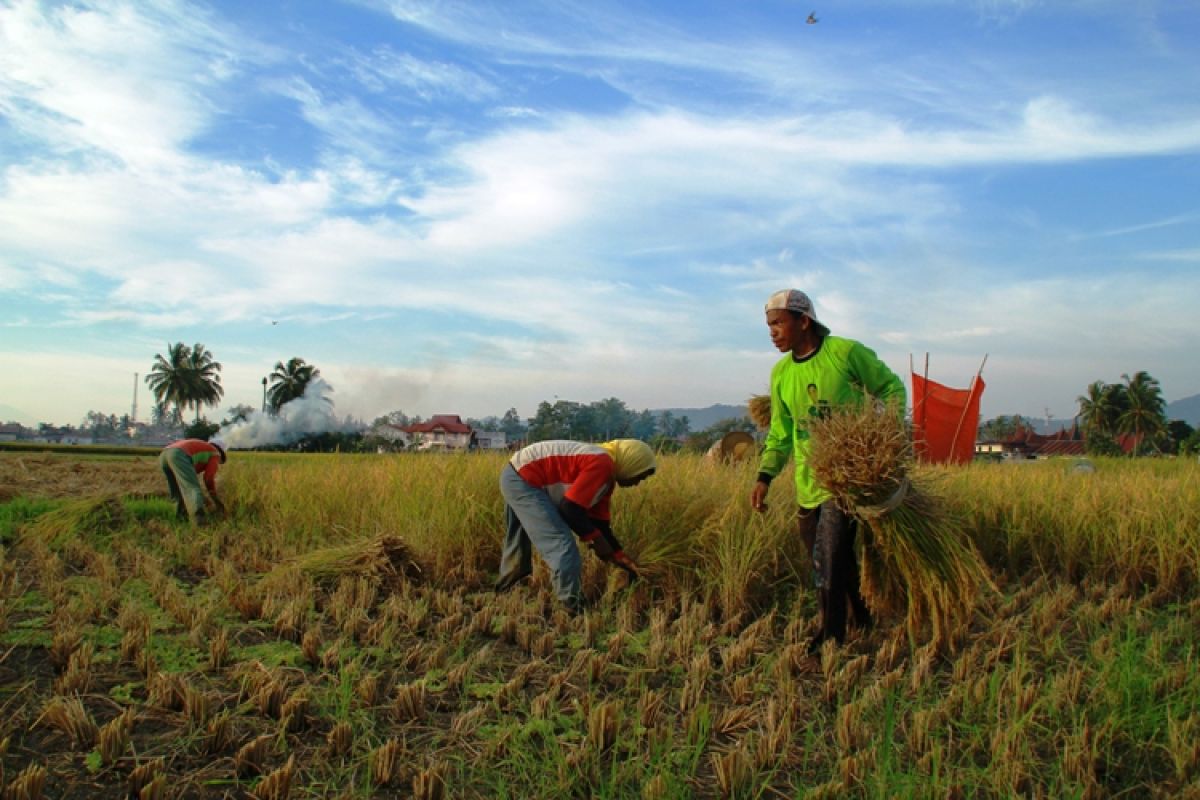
top-left (0, 496), bottom-right (59, 543)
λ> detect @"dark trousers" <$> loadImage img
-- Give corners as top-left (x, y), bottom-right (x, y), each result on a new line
top-left (797, 501), bottom-right (872, 644)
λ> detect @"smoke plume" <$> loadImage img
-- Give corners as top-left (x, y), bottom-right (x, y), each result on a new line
top-left (218, 379), bottom-right (363, 449)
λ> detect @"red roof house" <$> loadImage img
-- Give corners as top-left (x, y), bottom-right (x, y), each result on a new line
top-left (401, 415), bottom-right (475, 450)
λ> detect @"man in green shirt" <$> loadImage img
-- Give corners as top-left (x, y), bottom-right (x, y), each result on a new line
top-left (750, 289), bottom-right (905, 650)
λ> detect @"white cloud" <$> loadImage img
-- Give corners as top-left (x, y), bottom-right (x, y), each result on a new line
top-left (0, 0), bottom-right (252, 167)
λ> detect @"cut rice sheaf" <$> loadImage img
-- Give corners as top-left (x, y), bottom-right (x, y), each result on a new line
top-left (806, 400), bottom-right (995, 647)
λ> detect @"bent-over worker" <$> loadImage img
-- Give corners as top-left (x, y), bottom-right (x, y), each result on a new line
top-left (495, 439), bottom-right (656, 613)
top-left (159, 438), bottom-right (227, 525)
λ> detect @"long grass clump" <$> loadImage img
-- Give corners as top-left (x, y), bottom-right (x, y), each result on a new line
top-left (807, 401), bottom-right (995, 646)
top-left (265, 534), bottom-right (423, 593)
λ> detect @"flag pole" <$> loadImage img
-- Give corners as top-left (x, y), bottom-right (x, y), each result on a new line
top-left (949, 354), bottom-right (988, 462)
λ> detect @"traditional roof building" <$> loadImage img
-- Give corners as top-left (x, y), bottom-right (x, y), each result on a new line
top-left (976, 422), bottom-right (1086, 459)
top-left (401, 414), bottom-right (475, 450)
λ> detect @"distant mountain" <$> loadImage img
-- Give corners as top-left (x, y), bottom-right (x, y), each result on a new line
top-left (0, 403), bottom-right (36, 426)
top-left (1167, 394), bottom-right (1200, 427)
top-left (650, 404), bottom-right (750, 432)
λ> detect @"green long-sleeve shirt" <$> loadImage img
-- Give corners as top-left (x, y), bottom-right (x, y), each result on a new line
top-left (758, 335), bottom-right (906, 508)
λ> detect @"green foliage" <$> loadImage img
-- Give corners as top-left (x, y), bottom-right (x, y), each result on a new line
top-left (183, 417), bottom-right (221, 441)
top-left (1086, 431), bottom-right (1125, 457)
top-left (1167, 420), bottom-right (1195, 454)
top-left (145, 341), bottom-right (224, 423)
top-left (267, 356), bottom-right (324, 413)
top-left (1077, 372), bottom-right (1168, 456)
top-left (977, 415), bottom-right (1032, 441)
top-left (0, 496), bottom-right (58, 543)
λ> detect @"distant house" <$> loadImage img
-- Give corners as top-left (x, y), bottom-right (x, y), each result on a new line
top-left (474, 430), bottom-right (507, 450)
top-left (0, 423), bottom-right (23, 442)
top-left (976, 423), bottom-right (1087, 459)
top-left (33, 425), bottom-right (84, 444)
top-left (402, 414), bottom-right (474, 451)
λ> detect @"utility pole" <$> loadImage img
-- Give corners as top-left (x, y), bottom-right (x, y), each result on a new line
top-left (132, 372), bottom-right (139, 423)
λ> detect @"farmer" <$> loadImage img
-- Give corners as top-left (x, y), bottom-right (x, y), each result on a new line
top-left (495, 439), bottom-right (655, 613)
top-left (159, 438), bottom-right (227, 525)
top-left (750, 289), bottom-right (906, 650)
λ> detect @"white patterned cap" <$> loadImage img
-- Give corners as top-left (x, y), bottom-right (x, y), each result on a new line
top-left (765, 289), bottom-right (830, 336)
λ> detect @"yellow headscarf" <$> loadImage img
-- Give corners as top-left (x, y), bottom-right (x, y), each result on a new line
top-left (599, 439), bottom-right (657, 482)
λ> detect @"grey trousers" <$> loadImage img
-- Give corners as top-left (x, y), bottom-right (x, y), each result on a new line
top-left (497, 464), bottom-right (583, 609)
top-left (159, 447), bottom-right (206, 523)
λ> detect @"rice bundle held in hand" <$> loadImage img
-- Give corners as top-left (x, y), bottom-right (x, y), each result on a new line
top-left (807, 401), bottom-right (993, 645)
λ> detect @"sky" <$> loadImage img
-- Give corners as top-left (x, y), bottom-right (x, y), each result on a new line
top-left (1, 0), bottom-right (1198, 430)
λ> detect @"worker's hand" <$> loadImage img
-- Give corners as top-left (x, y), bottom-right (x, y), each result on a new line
top-left (588, 533), bottom-right (616, 562)
top-left (750, 481), bottom-right (770, 513)
top-left (612, 551), bottom-right (641, 580)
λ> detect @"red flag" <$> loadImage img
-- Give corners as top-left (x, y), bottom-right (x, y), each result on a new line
top-left (912, 373), bottom-right (985, 465)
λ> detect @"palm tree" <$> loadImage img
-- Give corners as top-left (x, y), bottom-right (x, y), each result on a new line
top-left (1077, 380), bottom-right (1113, 438)
top-left (1118, 371), bottom-right (1166, 456)
top-left (267, 357), bottom-right (323, 414)
top-left (145, 342), bottom-right (224, 424)
top-left (185, 343), bottom-right (224, 423)
top-left (145, 342), bottom-right (192, 419)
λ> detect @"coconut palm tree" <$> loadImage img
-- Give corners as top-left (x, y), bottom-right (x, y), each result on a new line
top-left (145, 342), bottom-right (224, 424)
top-left (185, 343), bottom-right (224, 422)
top-left (1077, 380), bottom-right (1113, 438)
top-left (1118, 371), bottom-right (1166, 456)
top-left (267, 357), bottom-right (322, 414)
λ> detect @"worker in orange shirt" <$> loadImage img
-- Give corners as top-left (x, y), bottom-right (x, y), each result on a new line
top-left (159, 438), bottom-right (227, 525)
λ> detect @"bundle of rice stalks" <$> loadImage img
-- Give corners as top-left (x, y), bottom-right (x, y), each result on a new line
top-left (747, 394), bottom-right (772, 431)
top-left (266, 535), bottom-right (423, 592)
top-left (22, 496), bottom-right (127, 547)
top-left (807, 401), bottom-right (993, 646)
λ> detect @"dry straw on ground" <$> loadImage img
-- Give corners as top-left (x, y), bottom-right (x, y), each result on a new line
top-left (806, 400), bottom-right (994, 646)
top-left (265, 534), bottom-right (423, 592)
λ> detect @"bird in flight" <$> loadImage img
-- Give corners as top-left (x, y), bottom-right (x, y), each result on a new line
top-left (807, 11), bottom-right (819, 24)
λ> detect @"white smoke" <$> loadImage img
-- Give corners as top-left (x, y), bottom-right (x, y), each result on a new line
top-left (218, 378), bottom-right (364, 449)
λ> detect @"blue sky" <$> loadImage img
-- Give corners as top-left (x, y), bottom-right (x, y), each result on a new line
top-left (1, 0), bottom-right (1198, 429)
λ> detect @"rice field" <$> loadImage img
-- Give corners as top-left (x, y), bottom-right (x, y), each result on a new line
top-left (0, 448), bottom-right (1198, 798)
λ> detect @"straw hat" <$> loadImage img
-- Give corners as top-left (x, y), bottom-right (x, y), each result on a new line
top-left (707, 431), bottom-right (756, 463)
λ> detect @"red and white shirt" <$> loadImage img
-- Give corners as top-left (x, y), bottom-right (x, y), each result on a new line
top-left (509, 441), bottom-right (615, 520)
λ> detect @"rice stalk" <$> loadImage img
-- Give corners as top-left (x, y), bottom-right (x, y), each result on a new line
top-left (807, 401), bottom-right (995, 646)
top-left (127, 758), bottom-right (164, 799)
top-left (235, 734), bottom-right (274, 777)
top-left (714, 706), bottom-right (757, 737)
top-left (2, 763), bottom-right (46, 800)
top-left (370, 738), bottom-right (406, 787)
top-left (748, 394), bottom-right (772, 431)
top-left (413, 760), bottom-right (448, 800)
top-left (36, 695), bottom-right (98, 748)
top-left (137, 775), bottom-right (167, 800)
top-left (711, 742), bottom-right (754, 798)
top-left (394, 681), bottom-right (427, 723)
top-left (326, 720), bottom-right (353, 756)
top-left (586, 700), bottom-right (620, 754)
top-left (97, 708), bottom-right (134, 766)
top-left (252, 755), bottom-right (295, 800)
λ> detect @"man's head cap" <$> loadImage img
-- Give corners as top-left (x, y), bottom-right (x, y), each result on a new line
top-left (765, 289), bottom-right (830, 336)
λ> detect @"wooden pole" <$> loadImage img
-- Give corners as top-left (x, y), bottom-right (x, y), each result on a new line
top-left (948, 354), bottom-right (988, 462)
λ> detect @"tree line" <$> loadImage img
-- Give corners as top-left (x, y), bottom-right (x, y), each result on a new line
top-left (977, 371), bottom-right (1197, 456)
top-left (135, 342), bottom-right (757, 450)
